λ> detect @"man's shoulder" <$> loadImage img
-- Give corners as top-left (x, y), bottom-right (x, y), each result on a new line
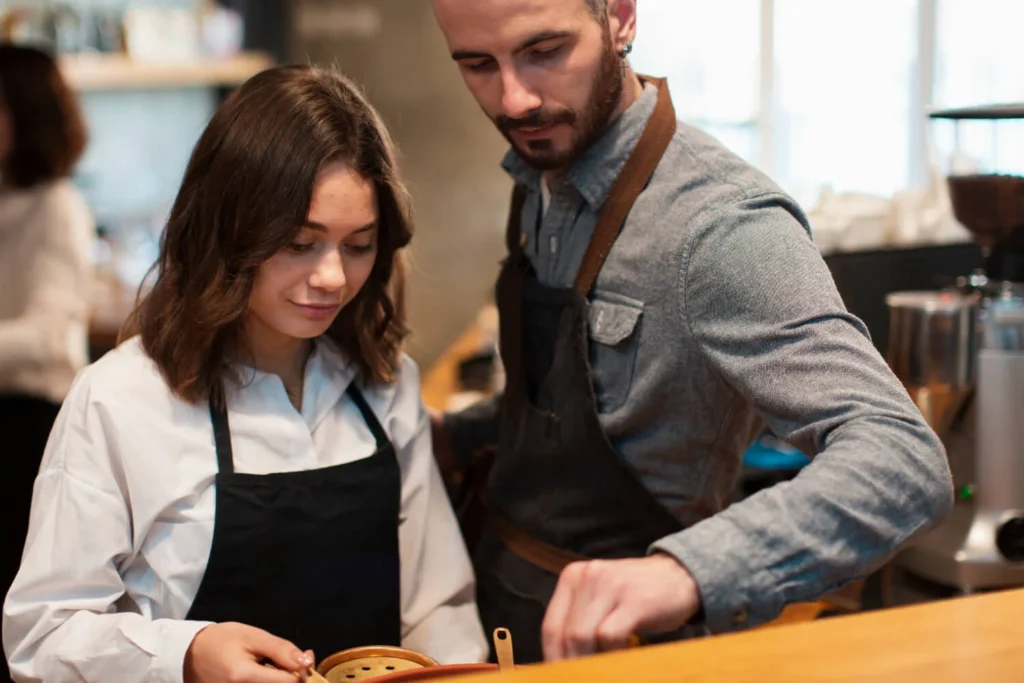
top-left (643, 122), bottom-right (810, 238)
top-left (663, 122), bottom-right (783, 199)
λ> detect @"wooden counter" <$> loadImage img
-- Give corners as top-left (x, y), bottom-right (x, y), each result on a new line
top-left (437, 588), bottom-right (1023, 682)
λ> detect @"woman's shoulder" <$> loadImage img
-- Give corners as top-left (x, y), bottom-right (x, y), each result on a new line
top-left (43, 336), bottom-right (189, 488)
top-left (68, 336), bottom-right (176, 409)
top-left (329, 346), bottom-right (424, 446)
top-left (317, 338), bottom-right (421, 403)
top-left (372, 352), bottom-right (424, 448)
top-left (358, 351), bottom-right (421, 404)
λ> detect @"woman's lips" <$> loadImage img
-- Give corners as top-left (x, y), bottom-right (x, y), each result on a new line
top-left (293, 302), bottom-right (341, 319)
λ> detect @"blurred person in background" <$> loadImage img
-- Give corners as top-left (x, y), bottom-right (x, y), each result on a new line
top-left (0, 42), bottom-right (93, 682)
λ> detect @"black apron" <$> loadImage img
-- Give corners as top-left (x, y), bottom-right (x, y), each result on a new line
top-left (186, 382), bottom-right (402, 661)
top-left (474, 78), bottom-right (696, 663)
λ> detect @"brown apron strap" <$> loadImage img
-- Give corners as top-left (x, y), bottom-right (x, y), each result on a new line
top-left (498, 183), bottom-right (529, 413)
top-left (573, 76), bottom-right (677, 296)
top-left (490, 505), bottom-right (645, 647)
top-left (505, 183), bottom-right (529, 257)
top-left (490, 501), bottom-right (587, 576)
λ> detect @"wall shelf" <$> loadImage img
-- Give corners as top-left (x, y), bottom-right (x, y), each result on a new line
top-left (60, 51), bottom-right (274, 91)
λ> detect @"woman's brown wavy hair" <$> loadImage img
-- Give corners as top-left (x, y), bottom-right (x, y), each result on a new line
top-left (121, 65), bottom-right (411, 406)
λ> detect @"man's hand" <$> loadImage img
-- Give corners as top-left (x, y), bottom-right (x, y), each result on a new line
top-left (541, 554), bottom-right (702, 661)
top-left (184, 622), bottom-right (314, 683)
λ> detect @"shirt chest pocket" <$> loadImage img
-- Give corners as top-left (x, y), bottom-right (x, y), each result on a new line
top-left (587, 292), bottom-right (644, 413)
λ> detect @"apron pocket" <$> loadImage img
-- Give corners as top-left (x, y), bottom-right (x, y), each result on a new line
top-left (475, 530), bottom-right (559, 663)
top-left (587, 293), bottom-right (644, 413)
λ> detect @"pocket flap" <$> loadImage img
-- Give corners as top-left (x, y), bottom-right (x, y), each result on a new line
top-left (588, 297), bottom-right (643, 346)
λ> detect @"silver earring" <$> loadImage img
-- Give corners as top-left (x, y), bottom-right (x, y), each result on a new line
top-left (620, 42), bottom-right (633, 58)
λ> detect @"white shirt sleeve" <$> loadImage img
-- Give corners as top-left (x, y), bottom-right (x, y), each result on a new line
top-left (0, 184), bottom-right (94, 375)
top-left (392, 360), bottom-right (489, 665)
top-left (2, 379), bottom-right (211, 683)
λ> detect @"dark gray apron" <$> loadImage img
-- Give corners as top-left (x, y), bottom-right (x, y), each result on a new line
top-left (474, 78), bottom-right (699, 663)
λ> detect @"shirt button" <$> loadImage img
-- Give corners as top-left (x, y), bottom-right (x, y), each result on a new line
top-left (731, 606), bottom-right (749, 626)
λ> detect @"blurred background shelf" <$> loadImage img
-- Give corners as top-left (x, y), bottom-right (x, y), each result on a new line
top-left (60, 51), bottom-right (273, 91)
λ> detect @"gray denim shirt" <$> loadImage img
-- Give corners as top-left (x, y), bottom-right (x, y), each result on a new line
top-left (447, 83), bottom-right (953, 633)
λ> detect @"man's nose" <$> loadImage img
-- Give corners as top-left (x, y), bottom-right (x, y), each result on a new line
top-left (500, 68), bottom-right (543, 120)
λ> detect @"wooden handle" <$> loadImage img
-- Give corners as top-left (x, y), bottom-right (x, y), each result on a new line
top-left (493, 627), bottom-right (515, 671)
top-left (296, 666), bottom-right (329, 683)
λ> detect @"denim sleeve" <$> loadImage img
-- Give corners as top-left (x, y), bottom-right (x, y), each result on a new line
top-left (649, 192), bottom-right (953, 632)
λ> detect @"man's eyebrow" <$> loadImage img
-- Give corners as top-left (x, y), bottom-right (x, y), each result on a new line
top-left (451, 30), bottom-right (574, 61)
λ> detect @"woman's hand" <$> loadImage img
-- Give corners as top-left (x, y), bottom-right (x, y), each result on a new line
top-left (184, 622), bottom-right (314, 683)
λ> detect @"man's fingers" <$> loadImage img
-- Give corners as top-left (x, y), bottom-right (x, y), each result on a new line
top-left (563, 568), bottom-right (617, 660)
top-left (541, 561), bottom-right (584, 661)
top-left (595, 607), bottom-right (639, 653)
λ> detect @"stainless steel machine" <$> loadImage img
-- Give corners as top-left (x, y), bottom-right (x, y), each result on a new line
top-left (888, 104), bottom-right (1024, 593)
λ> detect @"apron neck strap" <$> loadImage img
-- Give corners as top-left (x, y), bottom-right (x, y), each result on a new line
top-left (207, 381), bottom-right (390, 476)
top-left (345, 382), bottom-right (389, 450)
top-left (209, 399), bottom-right (235, 475)
top-left (573, 76), bottom-right (676, 296)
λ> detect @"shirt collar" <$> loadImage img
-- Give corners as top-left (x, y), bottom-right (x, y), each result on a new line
top-left (500, 81), bottom-right (660, 210)
top-left (231, 337), bottom-right (355, 429)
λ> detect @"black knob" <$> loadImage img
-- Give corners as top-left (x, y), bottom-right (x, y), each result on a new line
top-left (995, 517), bottom-right (1024, 563)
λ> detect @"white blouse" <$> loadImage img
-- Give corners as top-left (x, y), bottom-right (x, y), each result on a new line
top-left (0, 180), bottom-right (94, 403)
top-left (2, 337), bottom-right (488, 682)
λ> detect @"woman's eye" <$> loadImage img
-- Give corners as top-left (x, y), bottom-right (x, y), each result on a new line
top-left (288, 242), bottom-right (315, 253)
top-left (346, 243), bottom-right (375, 254)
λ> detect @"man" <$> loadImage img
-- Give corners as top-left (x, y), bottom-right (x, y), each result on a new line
top-left (429, 0), bottom-right (953, 664)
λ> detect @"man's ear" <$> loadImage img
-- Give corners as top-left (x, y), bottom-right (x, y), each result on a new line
top-left (607, 0), bottom-right (638, 54)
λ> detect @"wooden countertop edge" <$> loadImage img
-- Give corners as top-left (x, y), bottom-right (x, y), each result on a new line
top-left (433, 588), bottom-right (1024, 682)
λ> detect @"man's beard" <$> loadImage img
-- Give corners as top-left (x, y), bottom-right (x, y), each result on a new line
top-left (493, 32), bottom-right (623, 171)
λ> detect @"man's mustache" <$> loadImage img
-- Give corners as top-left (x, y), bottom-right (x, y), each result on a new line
top-left (497, 108), bottom-right (576, 133)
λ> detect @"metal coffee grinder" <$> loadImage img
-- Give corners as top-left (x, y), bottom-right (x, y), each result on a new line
top-left (887, 104), bottom-right (1024, 593)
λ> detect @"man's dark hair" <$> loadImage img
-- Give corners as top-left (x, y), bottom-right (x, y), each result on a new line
top-left (586, 0), bottom-right (608, 22)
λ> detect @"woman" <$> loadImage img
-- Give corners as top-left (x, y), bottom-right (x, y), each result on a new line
top-left (3, 65), bottom-right (488, 682)
top-left (0, 43), bottom-right (94, 682)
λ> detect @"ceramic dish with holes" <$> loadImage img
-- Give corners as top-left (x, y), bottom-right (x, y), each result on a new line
top-left (316, 646), bottom-right (440, 682)
top-left (364, 626), bottom-right (518, 680)
top-left (316, 627), bottom-right (516, 682)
